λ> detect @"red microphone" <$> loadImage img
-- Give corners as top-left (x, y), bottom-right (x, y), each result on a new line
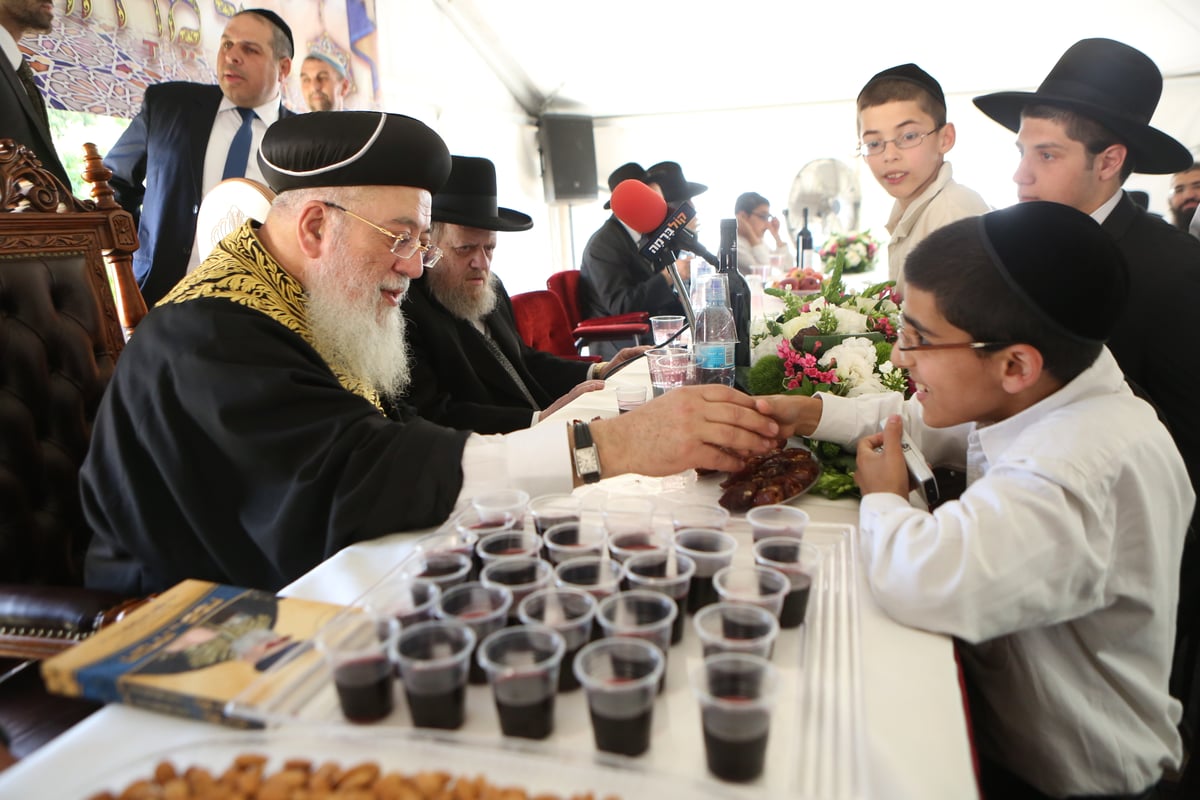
top-left (610, 179), bottom-right (669, 234)
top-left (610, 179), bottom-right (719, 266)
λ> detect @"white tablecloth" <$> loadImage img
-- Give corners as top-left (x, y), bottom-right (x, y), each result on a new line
top-left (0, 362), bottom-right (977, 799)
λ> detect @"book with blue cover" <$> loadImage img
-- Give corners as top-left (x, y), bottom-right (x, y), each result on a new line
top-left (40, 579), bottom-right (346, 727)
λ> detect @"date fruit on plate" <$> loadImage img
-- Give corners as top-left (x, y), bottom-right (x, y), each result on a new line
top-left (718, 447), bottom-right (821, 511)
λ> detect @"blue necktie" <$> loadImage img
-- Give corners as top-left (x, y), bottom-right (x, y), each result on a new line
top-left (222, 107), bottom-right (257, 180)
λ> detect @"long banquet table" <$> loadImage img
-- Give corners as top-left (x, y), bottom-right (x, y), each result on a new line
top-left (0, 360), bottom-right (978, 799)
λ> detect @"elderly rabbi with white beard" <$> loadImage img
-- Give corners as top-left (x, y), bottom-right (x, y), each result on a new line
top-left (79, 112), bottom-right (783, 597)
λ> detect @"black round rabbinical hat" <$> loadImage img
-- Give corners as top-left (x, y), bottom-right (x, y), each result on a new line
top-left (973, 38), bottom-right (1191, 175)
top-left (432, 156), bottom-right (532, 232)
top-left (258, 112), bottom-right (451, 194)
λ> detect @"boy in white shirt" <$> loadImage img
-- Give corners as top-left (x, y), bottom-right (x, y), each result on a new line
top-left (759, 202), bottom-right (1192, 799)
top-left (856, 63), bottom-right (989, 296)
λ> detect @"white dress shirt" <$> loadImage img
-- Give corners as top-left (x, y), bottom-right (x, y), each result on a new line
top-left (813, 349), bottom-right (1191, 796)
top-left (187, 94), bottom-right (282, 270)
top-left (0, 25), bottom-right (22, 71)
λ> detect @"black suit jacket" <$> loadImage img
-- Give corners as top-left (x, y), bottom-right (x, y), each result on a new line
top-left (104, 82), bottom-right (295, 306)
top-left (402, 277), bottom-right (592, 434)
top-left (578, 215), bottom-right (683, 319)
top-left (1104, 191), bottom-right (1200, 490)
top-left (0, 52), bottom-right (70, 188)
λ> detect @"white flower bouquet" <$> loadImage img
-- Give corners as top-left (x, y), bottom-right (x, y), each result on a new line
top-left (745, 262), bottom-right (909, 497)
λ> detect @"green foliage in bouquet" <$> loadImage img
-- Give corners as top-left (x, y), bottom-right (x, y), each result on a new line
top-left (749, 259), bottom-right (907, 499)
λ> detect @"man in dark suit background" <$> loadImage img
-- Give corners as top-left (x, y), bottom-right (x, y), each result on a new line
top-left (105, 8), bottom-right (295, 306)
top-left (403, 156), bottom-right (644, 434)
top-left (0, 0), bottom-right (70, 188)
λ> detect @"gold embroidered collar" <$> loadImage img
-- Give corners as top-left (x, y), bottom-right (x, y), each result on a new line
top-left (160, 222), bottom-right (383, 411)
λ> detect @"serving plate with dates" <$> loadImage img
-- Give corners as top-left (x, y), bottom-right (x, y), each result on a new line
top-left (711, 441), bottom-right (822, 512)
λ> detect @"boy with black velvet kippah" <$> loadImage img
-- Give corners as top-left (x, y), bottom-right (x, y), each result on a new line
top-left (759, 201), bottom-right (1192, 799)
top-left (856, 63), bottom-right (989, 296)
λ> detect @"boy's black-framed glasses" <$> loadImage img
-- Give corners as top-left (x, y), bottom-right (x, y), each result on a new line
top-left (895, 323), bottom-right (1011, 353)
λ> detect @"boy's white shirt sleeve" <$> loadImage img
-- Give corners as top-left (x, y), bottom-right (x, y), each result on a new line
top-left (811, 390), bottom-right (1114, 644)
top-left (457, 425), bottom-right (575, 507)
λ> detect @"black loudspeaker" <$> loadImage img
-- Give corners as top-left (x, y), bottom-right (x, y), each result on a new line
top-left (538, 115), bottom-right (598, 203)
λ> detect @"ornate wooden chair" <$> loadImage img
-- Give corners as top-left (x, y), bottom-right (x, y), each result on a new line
top-left (0, 139), bottom-right (146, 758)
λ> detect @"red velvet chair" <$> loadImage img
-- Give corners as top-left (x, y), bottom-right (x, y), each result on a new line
top-left (545, 270), bottom-right (651, 353)
top-left (510, 291), bottom-right (600, 363)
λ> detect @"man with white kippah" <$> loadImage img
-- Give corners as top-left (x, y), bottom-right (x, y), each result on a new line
top-left (299, 49), bottom-right (349, 112)
top-left (79, 111), bottom-right (783, 597)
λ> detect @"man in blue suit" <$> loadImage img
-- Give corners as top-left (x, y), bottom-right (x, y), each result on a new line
top-left (0, 0), bottom-right (70, 189)
top-left (105, 8), bottom-right (295, 306)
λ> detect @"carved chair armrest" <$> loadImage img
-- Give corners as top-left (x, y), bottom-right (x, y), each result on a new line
top-left (0, 585), bottom-right (146, 660)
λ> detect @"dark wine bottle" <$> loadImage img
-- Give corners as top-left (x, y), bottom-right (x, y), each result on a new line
top-left (799, 208), bottom-right (815, 271)
top-left (719, 218), bottom-right (752, 370)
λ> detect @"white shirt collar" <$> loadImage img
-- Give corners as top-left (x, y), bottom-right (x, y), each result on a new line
top-left (1089, 189), bottom-right (1124, 225)
top-left (973, 348), bottom-right (1127, 468)
top-left (0, 26), bottom-right (22, 71)
top-left (217, 92), bottom-right (282, 125)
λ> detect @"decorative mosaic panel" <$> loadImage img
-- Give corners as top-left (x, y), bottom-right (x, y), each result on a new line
top-left (22, 1), bottom-right (376, 119)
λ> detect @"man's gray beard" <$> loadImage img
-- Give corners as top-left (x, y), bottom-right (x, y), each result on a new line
top-left (306, 262), bottom-right (412, 399)
top-left (426, 269), bottom-right (498, 324)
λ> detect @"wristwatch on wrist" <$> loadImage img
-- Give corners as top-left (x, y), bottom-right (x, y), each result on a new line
top-left (572, 421), bottom-right (602, 484)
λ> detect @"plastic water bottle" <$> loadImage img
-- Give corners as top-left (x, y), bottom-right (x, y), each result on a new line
top-left (694, 274), bottom-right (736, 387)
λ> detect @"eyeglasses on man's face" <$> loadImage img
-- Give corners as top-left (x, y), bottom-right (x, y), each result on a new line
top-left (751, 211), bottom-right (774, 222)
top-left (857, 125), bottom-right (943, 158)
top-left (321, 201), bottom-right (443, 267)
top-left (895, 322), bottom-right (1011, 353)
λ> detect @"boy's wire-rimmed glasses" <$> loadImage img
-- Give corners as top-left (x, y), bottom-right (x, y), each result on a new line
top-left (321, 201), bottom-right (443, 267)
top-left (857, 125), bottom-right (944, 158)
top-left (895, 323), bottom-right (1011, 353)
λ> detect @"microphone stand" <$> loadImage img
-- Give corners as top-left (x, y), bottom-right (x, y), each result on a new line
top-left (666, 258), bottom-right (697, 334)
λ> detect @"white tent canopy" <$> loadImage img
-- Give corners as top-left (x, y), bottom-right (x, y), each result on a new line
top-left (379, 0), bottom-right (1200, 294)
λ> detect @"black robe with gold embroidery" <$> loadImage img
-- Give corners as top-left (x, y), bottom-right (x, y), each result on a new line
top-left (81, 224), bottom-right (470, 596)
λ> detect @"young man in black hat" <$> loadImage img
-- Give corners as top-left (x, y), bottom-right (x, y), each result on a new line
top-left (579, 161), bottom-right (691, 358)
top-left (856, 63), bottom-right (989, 295)
top-left (104, 8), bottom-right (296, 306)
top-left (974, 39), bottom-right (1200, 498)
top-left (403, 155), bottom-right (645, 433)
top-left (79, 113), bottom-right (781, 597)
top-left (299, 47), bottom-right (349, 112)
top-left (758, 202), bottom-right (1192, 799)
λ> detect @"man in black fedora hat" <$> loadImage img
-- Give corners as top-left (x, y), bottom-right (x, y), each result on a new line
top-left (579, 161), bottom-right (694, 357)
top-left (81, 122), bottom-right (778, 596)
top-left (975, 38), bottom-right (1200, 501)
top-left (975, 36), bottom-right (1200, 798)
top-left (403, 155), bottom-right (645, 434)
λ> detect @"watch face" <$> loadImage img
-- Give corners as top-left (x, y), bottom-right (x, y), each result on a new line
top-left (575, 447), bottom-right (600, 477)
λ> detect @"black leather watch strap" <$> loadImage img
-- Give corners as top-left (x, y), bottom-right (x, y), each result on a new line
top-left (572, 421), bottom-right (601, 484)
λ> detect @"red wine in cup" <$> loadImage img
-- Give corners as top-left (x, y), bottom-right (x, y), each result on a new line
top-left (333, 656), bottom-right (393, 723)
top-left (405, 684), bottom-right (466, 729)
top-left (589, 707), bottom-right (653, 756)
top-left (493, 673), bottom-right (555, 739)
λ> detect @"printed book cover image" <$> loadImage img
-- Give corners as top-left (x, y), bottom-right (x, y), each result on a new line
top-left (41, 579), bottom-right (347, 727)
